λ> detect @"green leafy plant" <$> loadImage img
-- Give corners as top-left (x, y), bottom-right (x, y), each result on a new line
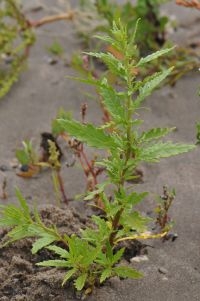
top-left (15, 134), bottom-right (68, 204)
top-left (0, 21), bottom-right (196, 294)
top-left (0, 0), bottom-right (35, 98)
top-left (0, 0), bottom-right (74, 98)
top-left (16, 139), bottom-right (38, 166)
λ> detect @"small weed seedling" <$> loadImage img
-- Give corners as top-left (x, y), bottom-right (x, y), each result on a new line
top-left (15, 135), bottom-right (68, 204)
top-left (0, 21), bottom-right (196, 294)
top-left (38, 136), bottom-right (68, 205)
top-left (154, 186), bottom-right (177, 241)
top-left (15, 139), bottom-right (40, 178)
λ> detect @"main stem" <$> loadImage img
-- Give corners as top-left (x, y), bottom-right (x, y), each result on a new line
top-left (109, 56), bottom-right (134, 246)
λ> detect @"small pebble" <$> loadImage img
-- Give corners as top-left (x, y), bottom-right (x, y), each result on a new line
top-left (20, 165), bottom-right (29, 172)
top-left (0, 165), bottom-right (9, 172)
top-left (30, 5), bottom-right (44, 12)
top-left (44, 56), bottom-right (58, 65)
top-left (158, 267), bottom-right (168, 275)
top-left (130, 255), bottom-right (149, 263)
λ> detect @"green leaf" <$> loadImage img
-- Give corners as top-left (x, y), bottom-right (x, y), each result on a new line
top-left (133, 68), bottom-right (173, 108)
top-left (15, 188), bottom-right (30, 217)
top-left (31, 236), bottom-right (56, 254)
top-left (46, 245), bottom-right (70, 259)
top-left (139, 127), bottom-right (176, 143)
top-left (74, 273), bottom-right (87, 291)
top-left (100, 268), bottom-right (112, 283)
top-left (112, 248), bottom-right (124, 264)
top-left (15, 149), bottom-right (29, 165)
top-left (66, 75), bottom-right (99, 86)
top-left (85, 52), bottom-right (125, 77)
top-left (139, 142), bottom-right (196, 162)
top-left (5, 224), bottom-right (30, 242)
top-left (62, 268), bottom-right (77, 286)
top-left (99, 78), bottom-right (125, 121)
top-left (120, 211), bottom-right (150, 232)
top-left (56, 118), bottom-right (117, 150)
top-left (36, 260), bottom-right (69, 268)
top-left (136, 47), bottom-right (175, 67)
top-left (114, 266), bottom-right (143, 279)
top-left (125, 191), bottom-right (148, 206)
top-left (84, 182), bottom-right (109, 201)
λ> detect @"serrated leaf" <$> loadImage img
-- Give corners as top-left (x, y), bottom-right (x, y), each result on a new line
top-left (139, 127), bottom-right (176, 143)
top-left (15, 188), bottom-right (30, 217)
top-left (100, 268), bottom-right (112, 283)
top-left (126, 191), bottom-right (148, 206)
top-left (84, 182), bottom-right (109, 201)
top-left (112, 248), bottom-right (124, 264)
top-left (74, 273), bottom-right (87, 291)
top-left (66, 75), bottom-right (99, 86)
top-left (93, 34), bottom-right (114, 45)
top-left (6, 224), bottom-right (30, 242)
top-left (36, 259), bottom-right (69, 268)
top-left (47, 245), bottom-right (70, 259)
top-left (133, 68), bottom-right (173, 108)
top-left (85, 52), bottom-right (125, 77)
top-left (57, 118), bottom-right (117, 150)
top-left (0, 207), bottom-right (21, 227)
top-left (99, 78), bottom-right (125, 121)
top-left (62, 268), bottom-right (77, 286)
top-left (136, 47), bottom-right (175, 67)
top-left (139, 142), bottom-right (196, 162)
top-left (120, 211), bottom-right (150, 232)
top-left (114, 266), bottom-right (143, 279)
top-left (31, 236), bottom-right (56, 254)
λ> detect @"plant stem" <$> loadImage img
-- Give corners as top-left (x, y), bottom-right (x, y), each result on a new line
top-left (56, 170), bottom-right (68, 204)
top-left (109, 208), bottom-right (124, 245)
top-left (108, 52), bottom-right (135, 246)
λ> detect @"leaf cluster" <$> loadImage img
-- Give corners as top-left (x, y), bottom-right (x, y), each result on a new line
top-left (0, 189), bottom-right (63, 253)
top-left (0, 0), bottom-right (35, 98)
top-left (79, 0), bottom-right (170, 53)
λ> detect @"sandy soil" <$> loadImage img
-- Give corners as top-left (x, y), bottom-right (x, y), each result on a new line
top-left (0, 1), bottom-right (200, 300)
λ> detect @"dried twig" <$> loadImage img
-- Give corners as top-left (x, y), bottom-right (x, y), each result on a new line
top-left (29, 11), bottom-right (76, 28)
top-left (176, 0), bottom-right (200, 9)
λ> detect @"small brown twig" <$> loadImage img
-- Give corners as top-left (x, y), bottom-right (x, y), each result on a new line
top-left (176, 0), bottom-right (200, 9)
top-left (29, 11), bottom-right (76, 28)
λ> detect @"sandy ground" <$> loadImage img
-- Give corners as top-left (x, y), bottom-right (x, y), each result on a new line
top-left (0, 1), bottom-right (200, 300)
